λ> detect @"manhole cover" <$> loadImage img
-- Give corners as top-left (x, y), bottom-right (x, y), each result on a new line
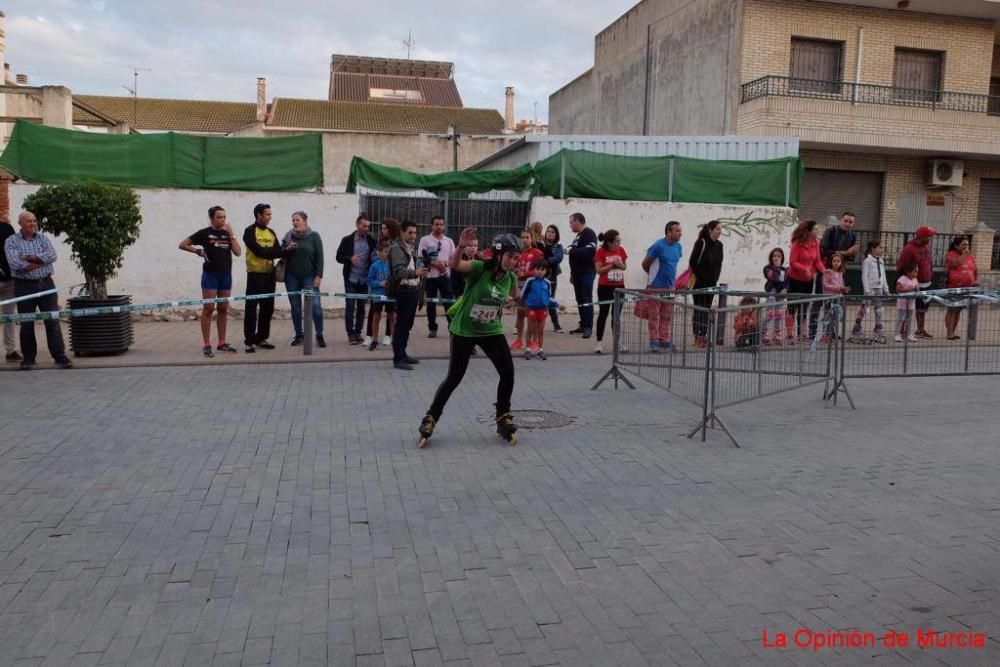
top-left (477, 410), bottom-right (574, 430)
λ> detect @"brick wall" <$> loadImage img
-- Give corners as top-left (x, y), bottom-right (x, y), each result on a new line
top-left (741, 0), bottom-right (996, 95)
top-left (803, 149), bottom-right (1000, 235)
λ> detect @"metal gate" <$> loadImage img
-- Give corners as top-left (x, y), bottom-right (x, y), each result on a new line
top-left (359, 191), bottom-right (531, 240)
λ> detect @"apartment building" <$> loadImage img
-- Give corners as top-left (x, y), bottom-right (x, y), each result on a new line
top-left (550, 0), bottom-right (1000, 269)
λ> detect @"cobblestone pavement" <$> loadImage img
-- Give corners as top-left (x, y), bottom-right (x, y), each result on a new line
top-left (1, 358), bottom-right (998, 666)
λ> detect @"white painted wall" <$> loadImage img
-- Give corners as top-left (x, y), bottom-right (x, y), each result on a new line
top-left (9, 184), bottom-right (361, 306)
top-left (7, 185), bottom-right (795, 312)
top-left (528, 197), bottom-right (797, 307)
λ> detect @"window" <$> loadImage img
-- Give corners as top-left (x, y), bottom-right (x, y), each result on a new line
top-left (789, 38), bottom-right (843, 94)
top-left (369, 88), bottom-right (423, 102)
top-left (989, 78), bottom-right (1000, 116)
top-left (893, 48), bottom-right (943, 103)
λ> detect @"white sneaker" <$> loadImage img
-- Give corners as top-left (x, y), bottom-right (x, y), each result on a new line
top-left (620, 343), bottom-right (629, 353)
top-left (894, 334), bottom-right (903, 343)
top-left (381, 335), bottom-right (391, 346)
top-left (594, 342), bottom-right (603, 354)
top-left (907, 334), bottom-right (918, 342)
top-left (363, 335), bottom-right (372, 348)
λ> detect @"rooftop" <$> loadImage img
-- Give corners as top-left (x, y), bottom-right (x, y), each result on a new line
top-left (73, 95), bottom-right (258, 134)
top-left (269, 98), bottom-right (503, 135)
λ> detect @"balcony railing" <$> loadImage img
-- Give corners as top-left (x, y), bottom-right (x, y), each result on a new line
top-left (741, 75), bottom-right (1000, 115)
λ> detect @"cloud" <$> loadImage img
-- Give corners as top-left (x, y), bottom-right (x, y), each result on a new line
top-left (1, 0), bottom-right (636, 121)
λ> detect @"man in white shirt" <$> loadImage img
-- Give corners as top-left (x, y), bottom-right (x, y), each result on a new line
top-left (417, 216), bottom-right (455, 338)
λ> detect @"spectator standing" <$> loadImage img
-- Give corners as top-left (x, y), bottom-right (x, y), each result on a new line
top-left (944, 236), bottom-right (977, 340)
top-left (895, 264), bottom-right (920, 342)
top-left (417, 216), bottom-right (456, 339)
top-left (593, 229), bottom-right (628, 354)
top-left (820, 253), bottom-right (849, 342)
top-left (820, 212), bottom-right (860, 266)
top-left (282, 211), bottom-right (325, 348)
top-left (850, 241), bottom-right (889, 343)
top-left (511, 230), bottom-right (544, 351)
top-left (896, 226), bottom-right (936, 338)
top-left (390, 220), bottom-right (428, 370)
top-left (788, 219), bottom-right (826, 340)
top-left (366, 241), bottom-right (394, 351)
top-left (179, 205), bottom-right (243, 357)
top-left (641, 221), bottom-right (683, 352)
top-left (566, 212), bottom-right (598, 338)
top-left (520, 259), bottom-right (556, 359)
top-left (689, 220), bottom-right (724, 348)
top-left (336, 214), bottom-right (376, 344)
top-left (0, 216), bottom-right (22, 362)
top-left (242, 203), bottom-right (284, 353)
top-left (762, 248), bottom-right (790, 345)
top-left (541, 225), bottom-right (564, 332)
top-left (3, 211), bottom-right (73, 370)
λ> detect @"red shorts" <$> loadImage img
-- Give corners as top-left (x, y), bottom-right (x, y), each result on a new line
top-left (525, 308), bottom-right (548, 322)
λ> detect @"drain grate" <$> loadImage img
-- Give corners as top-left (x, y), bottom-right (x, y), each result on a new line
top-left (478, 410), bottom-right (574, 430)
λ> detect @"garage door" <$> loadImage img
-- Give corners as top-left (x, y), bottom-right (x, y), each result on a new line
top-left (799, 169), bottom-right (883, 232)
top-left (978, 178), bottom-right (1000, 232)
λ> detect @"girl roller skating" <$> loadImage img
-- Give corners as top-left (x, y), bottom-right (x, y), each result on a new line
top-left (417, 229), bottom-right (521, 448)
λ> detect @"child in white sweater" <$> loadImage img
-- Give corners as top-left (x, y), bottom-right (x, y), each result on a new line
top-left (850, 241), bottom-right (889, 343)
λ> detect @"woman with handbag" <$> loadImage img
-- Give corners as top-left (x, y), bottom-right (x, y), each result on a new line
top-left (281, 211), bottom-right (325, 347)
top-left (689, 221), bottom-right (724, 348)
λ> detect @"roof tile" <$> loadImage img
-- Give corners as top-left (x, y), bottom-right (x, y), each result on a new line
top-left (73, 95), bottom-right (257, 133)
top-left (269, 99), bottom-right (503, 135)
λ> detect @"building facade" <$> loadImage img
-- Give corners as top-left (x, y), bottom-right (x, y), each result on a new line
top-left (550, 0), bottom-right (1000, 270)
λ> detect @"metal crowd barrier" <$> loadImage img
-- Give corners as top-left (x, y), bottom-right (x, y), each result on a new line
top-left (594, 288), bottom-right (840, 447)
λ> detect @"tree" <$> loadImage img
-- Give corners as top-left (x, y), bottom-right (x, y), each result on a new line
top-left (22, 181), bottom-right (142, 299)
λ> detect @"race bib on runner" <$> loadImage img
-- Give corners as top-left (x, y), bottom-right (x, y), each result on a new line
top-left (607, 269), bottom-right (625, 283)
top-left (470, 303), bottom-right (500, 324)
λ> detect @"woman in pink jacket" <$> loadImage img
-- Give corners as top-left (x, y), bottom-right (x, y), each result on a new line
top-left (787, 219), bottom-right (827, 340)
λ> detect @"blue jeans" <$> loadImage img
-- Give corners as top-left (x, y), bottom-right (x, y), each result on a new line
top-left (285, 274), bottom-right (323, 338)
top-left (345, 280), bottom-right (368, 336)
top-left (572, 272), bottom-right (595, 331)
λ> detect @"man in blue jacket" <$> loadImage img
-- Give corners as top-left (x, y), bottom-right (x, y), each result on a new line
top-left (566, 212), bottom-right (597, 338)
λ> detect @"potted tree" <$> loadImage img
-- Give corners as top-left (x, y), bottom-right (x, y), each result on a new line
top-left (23, 181), bottom-right (142, 356)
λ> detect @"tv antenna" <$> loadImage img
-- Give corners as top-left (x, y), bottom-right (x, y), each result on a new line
top-left (105, 61), bottom-right (151, 126)
top-left (403, 30), bottom-right (415, 59)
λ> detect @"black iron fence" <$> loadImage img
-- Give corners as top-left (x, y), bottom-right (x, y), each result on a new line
top-left (741, 75), bottom-right (1000, 115)
top-left (359, 192), bottom-right (530, 243)
top-left (851, 230), bottom-right (968, 268)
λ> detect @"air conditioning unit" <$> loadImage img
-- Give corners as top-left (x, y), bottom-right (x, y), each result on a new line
top-left (928, 159), bottom-right (964, 187)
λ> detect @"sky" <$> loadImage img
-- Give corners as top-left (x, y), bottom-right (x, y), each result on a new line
top-left (2, 0), bottom-right (638, 123)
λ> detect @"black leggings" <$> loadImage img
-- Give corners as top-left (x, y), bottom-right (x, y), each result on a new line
top-left (692, 290), bottom-right (715, 337)
top-left (595, 285), bottom-right (621, 342)
top-left (428, 334), bottom-right (514, 421)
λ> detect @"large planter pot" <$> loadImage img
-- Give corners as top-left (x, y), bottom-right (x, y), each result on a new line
top-left (67, 295), bottom-right (135, 357)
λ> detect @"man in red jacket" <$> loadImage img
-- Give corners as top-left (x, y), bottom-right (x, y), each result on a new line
top-left (896, 226), bottom-right (935, 338)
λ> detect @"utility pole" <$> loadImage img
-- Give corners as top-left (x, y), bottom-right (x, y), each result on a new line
top-left (106, 61), bottom-right (151, 127)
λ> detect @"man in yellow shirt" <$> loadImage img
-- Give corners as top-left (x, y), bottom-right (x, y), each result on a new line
top-left (242, 203), bottom-right (288, 352)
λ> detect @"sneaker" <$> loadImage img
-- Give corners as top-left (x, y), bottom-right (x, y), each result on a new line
top-left (894, 334), bottom-right (904, 343)
top-left (55, 357), bottom-right (74, 369)
top-left (381, 335), bottom-right (392, 347)
top-left (244, 344), bottom-right (256, 353)
top-left (404, 356), bottom-right (420, 365)
top-left (348, 335), bottom-right (360, 345)
top-left (19, 360), bottom-right (36, 370)
top-left (529, 343), bottom-right (540, 354)
top-left (290, 336), bottom-right (303, 347)
top-left (393, 361), bottom-right (413, 371)
top-left (428, 330), bottom-right (437, 339)
top-left (594, 342), bottom-right (603, 354)
top-left (536, 349), bottom-right (547, 360)
top-left (907, 334), bottom-right (918, 342)
top-left (524, 348), bottom-right (533, 360)
top-left (216, 343), bottom-right (238, 353)
top-left (568, 327), bottom-right (584, 335)
top-left (620, 343), bottom-right (629, 353)
top-left (661, 341), bottom-right (676, 352)
top-left (203, 345), bottom-right (214, 358)
top-left (581, 328), bottom-right (592, 340)
top-left (915, 331), bottom-right (933, 339)
top-left (5, 351), bottom-right (22, 362)
top-left (510, 339), bottom-right (524, 351)
top-left (256, 340), bottom-right (276, 350)
top-left (368, 340), bottom-right (377, 351)
top-left (553, 326), bottom-right (564, 333)
top-left (316, 335), bottom-right (326, 348)
top-left (363, 335), bottom-right (372, 348)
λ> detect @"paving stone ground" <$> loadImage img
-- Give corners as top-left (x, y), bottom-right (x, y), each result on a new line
top-left (1, 357), bottom-right (998, 666)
